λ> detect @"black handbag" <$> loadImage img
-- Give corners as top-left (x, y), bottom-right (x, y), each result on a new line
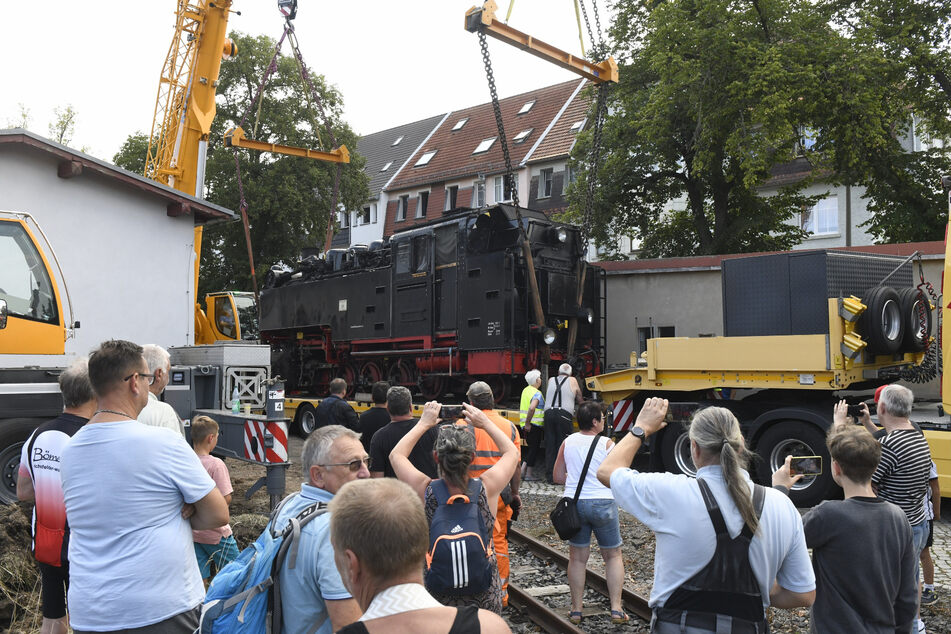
top-left (549, 434), bottom-right (601, 540)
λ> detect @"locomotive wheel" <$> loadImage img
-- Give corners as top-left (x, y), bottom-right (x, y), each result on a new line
top-left (341, 363), bottom-right (358, 399)
top-left (484, 376), bottom-right (509, 404)
top-left (860, 286), bottom-right (903, 355)
top-left (419, 375), bottom-right (448, 401)
top-left (387, 359), bottom-right (416, 390)
top-left (314, 369), bottom-right (333, 397)
top-left (754, 422), bottom-right (836, 507)
top-left (359, 361), bottom-right (383, 391)
top-left (897, 288), bottom-right (932, 352)
top-left (294, 402), bottom-right (318, 438)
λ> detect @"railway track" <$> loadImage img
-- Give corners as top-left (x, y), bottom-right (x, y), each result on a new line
top-left (507, 527), bottom-right (652, 633)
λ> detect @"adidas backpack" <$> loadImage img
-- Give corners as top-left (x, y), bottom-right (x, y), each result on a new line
top-left (199, 494), bottom-right (328, 633)
top-left (425, 479), bottom-right (494, 596)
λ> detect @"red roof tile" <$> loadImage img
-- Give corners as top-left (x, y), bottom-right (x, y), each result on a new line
top-left (386, 79), bottom-right (584, 192)
top-left (526, 86), bottom-right (592, 163)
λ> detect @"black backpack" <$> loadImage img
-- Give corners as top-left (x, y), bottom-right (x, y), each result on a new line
top-left (425, 479), bottom-right (494, 596)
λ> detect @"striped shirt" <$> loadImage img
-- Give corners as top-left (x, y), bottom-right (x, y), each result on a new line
top-left (872, 428), bottom-right (932, 526)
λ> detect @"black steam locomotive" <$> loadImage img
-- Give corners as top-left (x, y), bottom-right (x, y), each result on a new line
top-left (259, 204), bottom-right (604, 403)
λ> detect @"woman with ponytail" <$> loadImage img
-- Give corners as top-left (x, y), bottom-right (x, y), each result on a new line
top-left (391, 401), bottom-right (518, 615)
top-left (597, 398), bottom-right (815, 633)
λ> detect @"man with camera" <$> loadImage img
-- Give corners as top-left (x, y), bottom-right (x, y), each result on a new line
top-left (774, 415), bottom-right (918, 633)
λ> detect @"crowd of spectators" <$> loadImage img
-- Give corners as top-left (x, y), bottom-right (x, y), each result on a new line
top-left (15, 342), bottom-right (940, 633)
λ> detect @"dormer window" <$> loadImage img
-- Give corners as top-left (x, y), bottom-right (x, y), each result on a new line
top-left (452, 118), bottom-right (469, 131)
top-left (473, 137), bottom-right (497, 154)
top-left (518, 100), bottom-right (535, 114)
top-left (380, 161), bottom-right (393, 172)
top-left (392, 135), bottom-right (404, 146)
top-left (570, 120), bottom-right (585, 131)
top-left (513, 129), bottom-right (533, 143)
top-left (415, 150), bottom-right (437, 167)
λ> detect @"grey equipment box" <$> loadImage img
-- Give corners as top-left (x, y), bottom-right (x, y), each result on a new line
top-left (722, 250), bottom-right (913, 337)
top-left (163, 365), bottom-right (222, 422)
top-left (169, 343), bottom-right (271, 368)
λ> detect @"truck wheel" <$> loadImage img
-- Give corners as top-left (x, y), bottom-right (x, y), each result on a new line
top-left (660, 422), bottom-right (697, 477)
top-left (1, 419), bottom-right (38, 504)
top-left (294, 402), bottom-right (318, 438)
top-left (898, 288), bottom-right (931, 352)
top-left (860, 287), bottom-right (903, 354)
top-left (755, 422), bottom-right (835, 507)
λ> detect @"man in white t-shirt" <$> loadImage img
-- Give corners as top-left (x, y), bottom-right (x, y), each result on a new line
top-left (61, 339), bottom-right (229, 633)
top-left (138, 343), bottom-right (185, 436)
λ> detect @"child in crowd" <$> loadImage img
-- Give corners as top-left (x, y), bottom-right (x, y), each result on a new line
top-left (920, 460), bottom-right (941, 605)
top-left (191, 415), bottom-right (239, 586)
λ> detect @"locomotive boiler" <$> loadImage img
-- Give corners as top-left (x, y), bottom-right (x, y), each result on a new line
top-left (259, 204), bottom-right (604, 404)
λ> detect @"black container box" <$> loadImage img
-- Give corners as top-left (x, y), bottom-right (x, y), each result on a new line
top-left (722, 250), bottom-right (913, 337)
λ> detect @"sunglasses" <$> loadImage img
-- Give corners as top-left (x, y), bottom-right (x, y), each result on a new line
top-left (320, 457), bottom-right (371, 472)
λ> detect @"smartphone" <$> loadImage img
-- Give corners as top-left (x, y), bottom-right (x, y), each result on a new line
top-left (789, 456), bottom-right (822, 476)
top-left (439, 405), bottom-right (465, 420)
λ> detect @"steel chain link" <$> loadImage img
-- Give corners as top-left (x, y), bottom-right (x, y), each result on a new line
top-left (478, 29), bottom-right (521, 213)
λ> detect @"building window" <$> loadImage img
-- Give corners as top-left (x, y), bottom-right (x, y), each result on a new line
top-left (452, 118), bottom-right (468, 131)
top-left (494, 175), bottom-right (516, 202)
top-left (513, 128), bottom-right (533, 143)
top-left (475, 180), bottom-right (485, 207)
top-left (570, 120), bottom-right (585, 132)
top-left (392, 135), bottom-right (403, 146)
top-left (473, 137), bottom-right (497, 154)
top-left (381, 161), bottom-right (392, 172)
top-left (370, 203), bottom-right (378, 224)
top-left (397, 195), bottom-right (409, 221)
top-left (518, 100), bottom-right (535, 115)
top-left (539, 168), bottom-right (553, 198)
top-left (415, 150), bottom-right (436, 167)
top-left (416, 191), bottom-right (429, 218)
top-left (359, 206), bottom-right (371, 225)
top-left (566, 164), bottom-right (577, 185)
top-left (801, 196), bottom-right (838, 235)
top-left (444, 186), bottom-right (458, 211)
top-left (796, 126), bottom-right (817, 155)
top-left (339, 210), bottom-right (349, 228)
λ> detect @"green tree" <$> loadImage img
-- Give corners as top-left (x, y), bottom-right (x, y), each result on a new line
top-left (48, 105), bottom-right (78, 146)
top-left (4, 103), bottom-right (31, 129)
top-left (116, 31), bottom-right (369, 293)
top-left (112, 132), bottom-right (150, 175)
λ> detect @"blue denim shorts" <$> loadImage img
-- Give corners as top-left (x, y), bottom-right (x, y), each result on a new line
top-left (194, 535), bottom-right (240, 579)
top-left (912, 520), bottom-right (929, 581)
top-left (569, 498), bottom-right (622, 549)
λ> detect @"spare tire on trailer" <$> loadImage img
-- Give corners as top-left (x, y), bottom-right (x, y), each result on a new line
top-left (897, 287), bottom-right (932, 352)
top-left (859, 286), bottom-right (903, 354)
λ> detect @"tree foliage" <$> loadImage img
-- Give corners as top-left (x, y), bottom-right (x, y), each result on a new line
top-left (112, 133), bottom-right (149, 175)
top-left (115, 31), bottom-right (369, 294)
top-left (568, 0), bottom-right (951, 257)
top-left (48, 105), bottom-right (78, 146)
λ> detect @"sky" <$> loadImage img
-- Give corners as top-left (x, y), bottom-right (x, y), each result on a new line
top-left (0, 1), bottom-right (611, 162)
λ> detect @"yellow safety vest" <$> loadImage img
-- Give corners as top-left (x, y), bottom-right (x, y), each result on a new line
top-left (519, 385), bottom-right (545, 428)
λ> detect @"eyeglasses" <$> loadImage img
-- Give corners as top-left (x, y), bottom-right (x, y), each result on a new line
top-left (319, 457), bottom-right (371, 472)
top-left (123, 372), bottom-right (155, 386)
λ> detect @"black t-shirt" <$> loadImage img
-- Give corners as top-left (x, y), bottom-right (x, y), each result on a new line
top-left (369, 418), bottom-right (438, 479)
top-left (358, 407), bottom-right (391, 453)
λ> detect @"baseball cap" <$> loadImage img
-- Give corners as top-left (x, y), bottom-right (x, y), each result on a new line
top-left (466, 381), bottom-right (493, 398)
top-left (875, 384), bottom-right (888, 403)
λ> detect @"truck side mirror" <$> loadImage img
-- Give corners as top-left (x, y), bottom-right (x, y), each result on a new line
top-left (0, 299), bottom-right (7, 330)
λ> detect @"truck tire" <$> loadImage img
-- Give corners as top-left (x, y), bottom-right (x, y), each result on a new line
top-left (1, 419), bottom-right (39, 504)
top-left (660, 421), bottom-right (697, 477)
top-left (860, 287), bottom-right (903, 354)
top-left (898, 288), bottom-right (931, 352)
top-left (755, 422), bottom-right (835, 507)
top-left (294, 402), bottom-right (318, 438)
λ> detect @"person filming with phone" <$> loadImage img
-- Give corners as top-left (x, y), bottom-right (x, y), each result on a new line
top-left (774, 419), bottom-right (918, 633)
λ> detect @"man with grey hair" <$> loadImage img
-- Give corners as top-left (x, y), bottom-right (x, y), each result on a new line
top-left (138, 344), bottom-right (184, 436)
top-left (369, 386), bottom-right (437, 478)
top-left (544, 363), bottom-right (583, 483)
top-left (17, 357), bottom-right (96, 634)
top-left (271, 424), bottom-right (367, 633)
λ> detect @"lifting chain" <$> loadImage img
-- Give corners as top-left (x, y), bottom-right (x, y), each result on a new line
top-left (580, 82), bottom-right (609, 248)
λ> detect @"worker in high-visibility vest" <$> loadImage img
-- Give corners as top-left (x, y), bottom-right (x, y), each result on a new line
top-left (467, 380), bottom-right (521, 607)
top-left (519, 369), bottom-right (545, 481)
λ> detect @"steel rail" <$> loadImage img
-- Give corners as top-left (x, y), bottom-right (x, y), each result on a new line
top-left (509, 527), bottom-right (652, 621)
top-left (507, 583), bottom-right (587, 634)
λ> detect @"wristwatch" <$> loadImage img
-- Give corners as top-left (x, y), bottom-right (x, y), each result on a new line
top-left (630, 425), bottom-right (646, 440)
